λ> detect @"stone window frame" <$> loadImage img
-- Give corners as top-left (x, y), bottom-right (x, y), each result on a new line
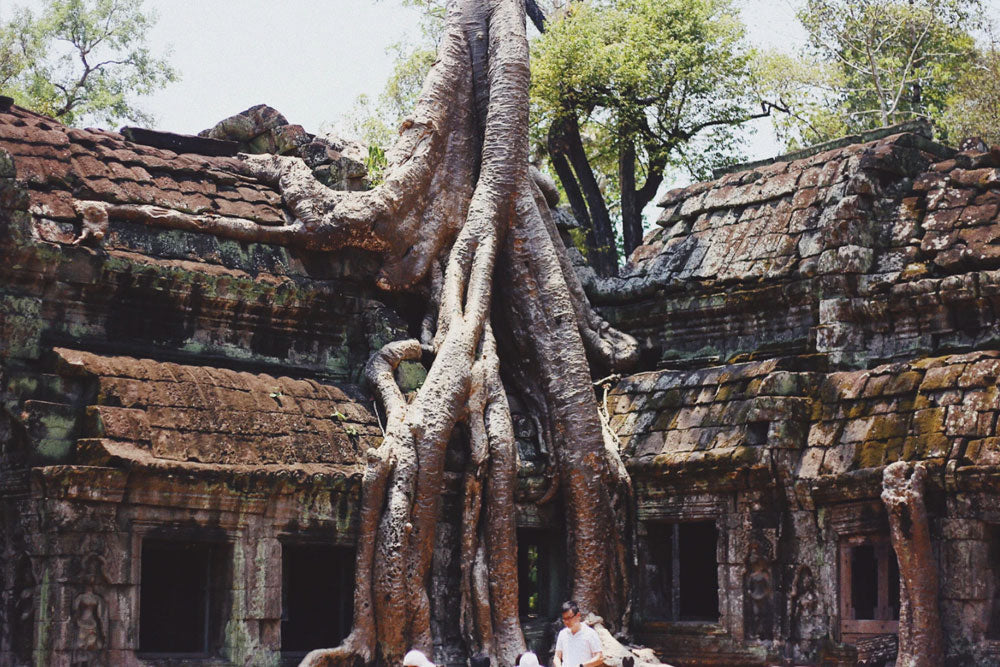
top-left (825, 499), bottom-right (900, 644)
top-left (838, 534), bottom-right (900, 641)
top-left (131, 522), bottom-right (236, 663)
top-left (634, 493), bottom-right (729, 633)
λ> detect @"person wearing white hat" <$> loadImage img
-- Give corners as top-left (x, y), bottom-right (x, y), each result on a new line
top-left (403, 649), bottom-right (437, 667)
top-left (517, 651), bottom-right (541, 667)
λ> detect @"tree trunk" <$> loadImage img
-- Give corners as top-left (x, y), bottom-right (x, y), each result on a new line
top-left (102, 0), bottom-right (643, 662)
top-left (881, 461), bottom-right (944, 667)
top-left (548, 123), bottom-right (602, 265)
top-left (618, 140), bottom-right (641, 257)
top-left (207, 0), bottom-right (641, 665)
top-left (548, 113), bottom-right (620, 276)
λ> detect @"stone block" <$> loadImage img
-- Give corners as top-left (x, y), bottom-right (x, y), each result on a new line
top-left (882, 370), bottom-right (923, 396)
top-left (764, 420), bottom-right (806, 449)
top-left (259, 619), bottom-right (281, 649)
top-left (840, 417), bottom-right (874, 444)
top-left (758, 371), bottom-right (803, 397)
top-left (807, 421), bottom-right (842, 449)
top-left (920, 364), bottom-right (965, 391)
top-left (965, 387), bottom-right (1000, 412)
top-left (912, 407), bottom-right (947, 434)
top-left (854, 439), bottom-right (888, 468)
top-left (903, 432), bottom-right (951, 459)
top-left (818, 245), bottom-right (874, 274)
top-left (946, 404), bottom-right (985, 437)
top-left (959, 358), bottom-right (1000, 388)
top-left (821, 443), bottom-right (855, 474)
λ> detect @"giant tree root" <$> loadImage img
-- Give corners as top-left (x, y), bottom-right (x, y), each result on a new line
top-left (881, 462), bottom-right (943, 667)
top-left (71, 0), bottom-right (647, 664)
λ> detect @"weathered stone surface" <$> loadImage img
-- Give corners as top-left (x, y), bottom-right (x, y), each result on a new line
top-left (5, 105), bottom-right (1000, 667)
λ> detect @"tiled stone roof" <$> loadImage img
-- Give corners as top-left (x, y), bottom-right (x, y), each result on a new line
top-left (0, 105), bottom-right (288, 239)
top-left (611, 351), bottom-right (1000, 481)
top-left (0, 104), bottom-right (386, 382)
top-left (632, 132), bottom-right (953, 286)
top-left (50, 347), bottom-right (381, 469)
top-left (803, 350), bottom-right (1000, 477)
top-left (913, 151), bottom-right (1000, 271)
top-left (609, 358), bottom-right (820, 478)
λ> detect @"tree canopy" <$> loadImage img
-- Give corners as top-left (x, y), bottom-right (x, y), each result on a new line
top-left (940, 30), bottom-right (1000, 145)
top-left (531, 0), bottom-right (768, 264)
top-left (347, 0), bottom-right (767, 271)
top-left (758, 0), bottom-right (980, 149)
top-left (0, 0), bottom-right (177, 127)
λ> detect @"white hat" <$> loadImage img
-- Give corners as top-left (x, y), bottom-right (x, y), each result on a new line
top-left (518, 653), bottom-right (540, 667)
top-left (403, 650), bottom-right (436, 667)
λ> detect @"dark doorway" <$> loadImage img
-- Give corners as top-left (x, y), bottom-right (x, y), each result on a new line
top-left (678, 522), bottom-right (720, 621)
top-left (517, 527), bottom-right (565, 620)
top-left (139, 539), bottom-right (229, 655)
top-left (848, 541), bottom-right (899, 621)
top-left (639, 520), bottom-right (719, 622)
top-left (281, 544), bottom-right (355, 653)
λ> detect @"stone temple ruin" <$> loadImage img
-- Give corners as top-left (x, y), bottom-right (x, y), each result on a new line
top-left (0, 98), bottom-right (999, 666)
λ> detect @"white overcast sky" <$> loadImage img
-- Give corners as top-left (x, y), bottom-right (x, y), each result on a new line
top-left (3, 0), bottom-right (999, 163)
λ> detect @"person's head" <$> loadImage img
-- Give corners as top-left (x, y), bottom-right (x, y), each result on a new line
top-left (560, 600), bottom-right (582, 631)
top-left (403, 650), bottom-right (436, 667)
top-left (517, 652), bottom-right (540, 667)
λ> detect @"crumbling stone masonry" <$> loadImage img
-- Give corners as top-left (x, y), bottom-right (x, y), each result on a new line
top-left (595, 123), bottom-right (1000, 666)
top-left (1, 102), bottom-right (999, 666)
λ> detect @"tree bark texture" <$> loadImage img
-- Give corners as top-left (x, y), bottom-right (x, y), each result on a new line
top-left (161, 0), bottom-right (645, 665)
top-left (547, 115), bottom-right (620, 276)
top-left (618, 141), bottom-right (641, 257)
top-left (881, 461), bottom-right (944, 667)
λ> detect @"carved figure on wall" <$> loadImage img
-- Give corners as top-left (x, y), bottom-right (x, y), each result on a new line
top-left (11, 553), bottom-right (35, 661)
top-left (789, 565), bottom-right (820, 641)
top-left (745, 540), bottom-right (774, 640)
top-left (71, 554), bottom-right (109, 666)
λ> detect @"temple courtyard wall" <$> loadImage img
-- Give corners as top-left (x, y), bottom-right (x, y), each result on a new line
top-left (0, 103), bottom-right (998, 665)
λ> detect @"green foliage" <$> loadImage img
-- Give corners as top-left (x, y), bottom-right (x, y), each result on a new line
top-left (566, 227), bottom-right (591, 258)
top-left (751, 52), bottom-right (849, 150)
top-left (365, 144), bottom-right (389, 186)
top-left (342, 0), bottom-right (444, 148)
top-left (531, 0), bottom-right (759, 181)
top-left (0, 0), bottom-right (177, 127)
top-left (759, 0), bottom-right (979, 148)
top-left (940, 32), bottom-right (1000, 145)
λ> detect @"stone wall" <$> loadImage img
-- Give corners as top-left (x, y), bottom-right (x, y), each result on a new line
top-left (592, 127), bottom-right (1000, 666)
top-left (0, 104), bottom-right (410, 666)
top-left (4, 100), bottom-right (1000, 667)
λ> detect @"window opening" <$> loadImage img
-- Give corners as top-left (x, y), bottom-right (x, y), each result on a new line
top-left (281, 544), bottom-right (354, 653)
top-left (139, 540), bottom-right (228, 655)
top-left (522, 543), bottom-right (540, 615)
top-left (851, 544), bottom-right (878, 619)
top-left (640, 521), bottom-right (718, 622)
top-left (518, 528), bottom-right (564, 619)
top-left (839, 535), bottom-right (900, 643)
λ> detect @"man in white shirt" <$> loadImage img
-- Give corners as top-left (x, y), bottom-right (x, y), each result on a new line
top-left (553, 600), bottom-right (603, 667)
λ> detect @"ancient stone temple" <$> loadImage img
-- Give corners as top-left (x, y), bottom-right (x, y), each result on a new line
top-left (0, 99), bottom-right (998, 666)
